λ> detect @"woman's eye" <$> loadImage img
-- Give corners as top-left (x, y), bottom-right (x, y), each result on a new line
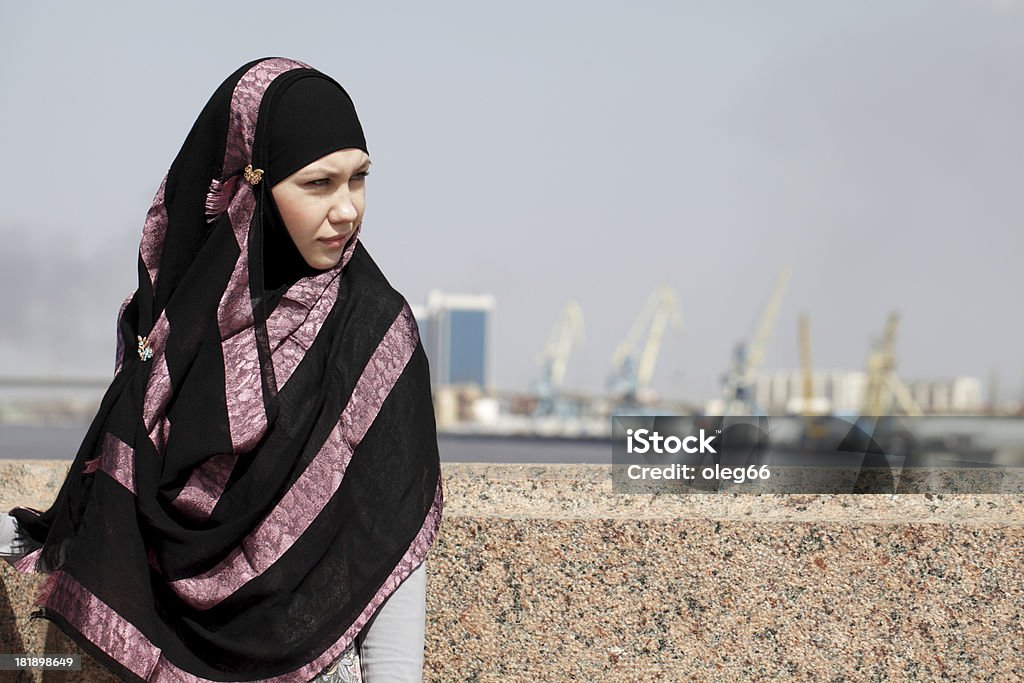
top-left (307, 178), bottom-right (330, 187)
top-left (352, 171), bottom-right (370, 182)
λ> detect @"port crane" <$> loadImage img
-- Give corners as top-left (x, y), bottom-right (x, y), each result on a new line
top-left (607, 285), bottom-right (683, 406)
top-left (862, 311), bottom-right (923, 416)
top-left (791, 311), bottom-right (843, 445)
top-left (533, 301), bottom-right (585, 416)
top-left (792, 311), bottom-right (833, 416)
top-left (799, 311), bottom-right (814, 415)
top-left (717, 265), bottom-right (792, 415)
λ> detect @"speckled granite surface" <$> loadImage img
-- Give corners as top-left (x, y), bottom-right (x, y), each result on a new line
top-left (2, 461), bottom-right (1022, 682)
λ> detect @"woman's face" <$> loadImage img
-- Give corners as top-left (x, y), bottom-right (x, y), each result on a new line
top-left (270, 148), bottom-right (370, 270)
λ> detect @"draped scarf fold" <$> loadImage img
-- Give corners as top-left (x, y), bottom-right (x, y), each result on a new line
top-left (9, 57), bottom-right (443, 682)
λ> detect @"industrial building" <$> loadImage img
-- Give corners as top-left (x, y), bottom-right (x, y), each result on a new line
top-left (412, 290), bottom-right (495, 391)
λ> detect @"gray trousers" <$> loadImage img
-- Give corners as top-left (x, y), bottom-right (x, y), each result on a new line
top-left (354, 559), bottom-right (427, 682)
top-left (2, 514), bottom-right (428, 682)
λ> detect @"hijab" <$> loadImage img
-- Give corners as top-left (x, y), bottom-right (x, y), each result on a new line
top-left (9, 57), bottom-right (443, 682)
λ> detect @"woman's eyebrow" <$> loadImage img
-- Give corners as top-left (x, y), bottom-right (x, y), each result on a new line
top-left (297, 166), bottom-right (333, 177)
top-left (298, 160), bottom-right (371, 177)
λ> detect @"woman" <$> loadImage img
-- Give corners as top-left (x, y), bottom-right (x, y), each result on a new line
top-left (0, 57), bottom-right (444, 682)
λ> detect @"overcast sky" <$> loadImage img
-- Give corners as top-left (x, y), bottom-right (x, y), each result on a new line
top-left (1, 1), bottom-right (1022, 404)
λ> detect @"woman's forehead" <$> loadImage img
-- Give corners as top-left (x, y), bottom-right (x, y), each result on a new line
top-left (295, 149), bottom-right (371, 175)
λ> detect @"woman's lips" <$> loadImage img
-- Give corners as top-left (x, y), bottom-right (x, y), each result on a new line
top-left (318, 235), bottom-right (349, 249)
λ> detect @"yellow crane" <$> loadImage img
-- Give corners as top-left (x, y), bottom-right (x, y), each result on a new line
top-left (533, 302), bottom-right (585, 416)
top-left (799, 312), bottom-right (814, 416)
top-left (862, 312), bottom-right (923, 416)
top-left (719, 265), bottom-right (791, 414)
top-left (795, 311), bottom-right (836, 440)
top-left (608, 285), bottom-right (683, 405)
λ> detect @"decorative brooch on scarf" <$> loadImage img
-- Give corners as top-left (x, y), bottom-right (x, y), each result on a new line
top-left (243, 164), bottom-right (264, 185)
top-left (137, 335), bottom-right (153, 362)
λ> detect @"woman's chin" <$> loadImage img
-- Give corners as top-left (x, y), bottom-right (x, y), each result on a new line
top-left (305, 253), bottom-right (343, 270)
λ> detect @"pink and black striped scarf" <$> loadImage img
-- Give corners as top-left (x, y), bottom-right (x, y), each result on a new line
top-left (9, 57), bottom-right (443, 681)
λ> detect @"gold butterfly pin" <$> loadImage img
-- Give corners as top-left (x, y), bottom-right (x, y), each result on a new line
top-left (243, 164), bottom-right (264, 186)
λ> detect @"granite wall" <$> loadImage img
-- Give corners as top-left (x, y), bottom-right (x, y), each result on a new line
top-left (2, 460), bottom-right (1022, 682)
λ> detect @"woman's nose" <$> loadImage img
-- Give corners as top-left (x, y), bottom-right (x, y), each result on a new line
top-left (327, 190), bottom-right (358, 224)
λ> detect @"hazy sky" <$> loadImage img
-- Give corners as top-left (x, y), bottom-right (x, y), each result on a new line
top-left (2, 1), bottom-right (1022, 403)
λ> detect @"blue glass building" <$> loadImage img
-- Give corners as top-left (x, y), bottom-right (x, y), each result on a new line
top-left (415, 291), bottom-right (494, 390)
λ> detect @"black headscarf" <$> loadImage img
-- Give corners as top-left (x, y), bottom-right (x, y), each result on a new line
top-left (9, 58), bottom-right (443, 682)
